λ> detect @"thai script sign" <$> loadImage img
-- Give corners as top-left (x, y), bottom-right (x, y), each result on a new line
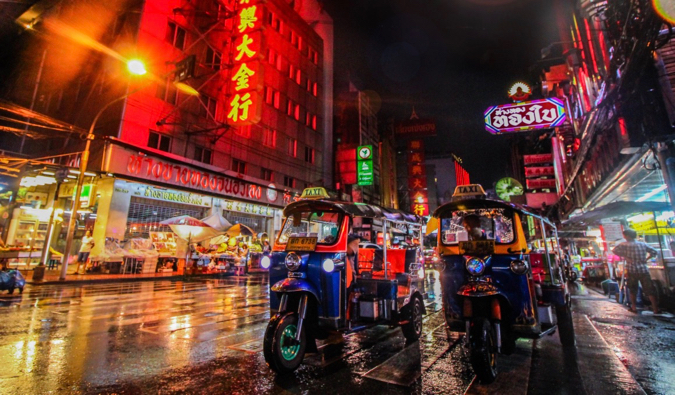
top-left (106, 145), bottom-right (279, 205)
top-left (396, 119), bottom-right (437, 138)
top-left (484, 98), bottom-right (566, 134)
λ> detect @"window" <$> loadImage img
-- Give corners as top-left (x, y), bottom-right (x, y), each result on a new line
top-left (205, 47), bottom-right (221, 70)
top-left (313, 50), bottom-right (319, 65)
top-left (313, 82), bottom-right (318, 97)
top-left (261, 167), bottom-right (274, 182)
top-left (291, 30), bottom-right (298, 46)
top-left (267, 11), bottom-right (274, 26)
top-left (263, 129), bottom-right (277, 147)
top-left (274, 91), bottom-right (281, 109)
top-left (294, 104), bottom-right (301, 121)
top-left (194, 146), bottom-right (212, 164)
top-left (276, 55), bottom-right (283, 71)
top-left (298, 36), bottom-right (303, 52)
top-left (200, 93), bottom-right (217, 119)
top-left (283, 175), bottom-right (295, 188)
top-left (278, 211), bottom-right (342, 245)
top-left (288, 138), bottom-right (297, 157)
top-left (287, 99), bottom-right (293, 116)
top-left (265, 87), bottom-right (273, 104)
top-left (305, 112), bottom-right (311, 126)
top-left (295, 69), bottom-right (302, 85)
top-left (232, 159), bottom-right (247, 174)
top-left (440, 208), bottom-right (515, 245)
top-left (166, 21), bottom-right (186, 50)
top-left (304, 146), bottom-right (315, 163)
top-left (289, 64), bottom-right (295, 79)
top-left (306, 78), bottom-right (312, 92)
top-left (267, 48), bottom-right (277, 65)
top-left (312, 115), bottom-right (317, 130)
top-left (148, 131), bottom-right (171, 152)
top-left (156, 79), bottom-right (178, 105)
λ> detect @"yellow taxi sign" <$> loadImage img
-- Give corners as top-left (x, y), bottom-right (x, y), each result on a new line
top-left (300, 187), bottom-right (330, 199)
top-left (452, 184), bottom-right (487, 198)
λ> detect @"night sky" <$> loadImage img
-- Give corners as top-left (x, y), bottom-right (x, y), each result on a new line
top-left (325, 0), bottom-right (560, 187)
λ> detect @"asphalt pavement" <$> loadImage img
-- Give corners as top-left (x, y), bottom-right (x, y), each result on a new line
top-left (0, 273), bottom-right (672, 394)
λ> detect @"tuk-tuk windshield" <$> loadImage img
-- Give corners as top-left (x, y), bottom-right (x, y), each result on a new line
top-left (277, 211), bottom-right (343, 245)
top-left (440, 208), bottom-right (515, 245)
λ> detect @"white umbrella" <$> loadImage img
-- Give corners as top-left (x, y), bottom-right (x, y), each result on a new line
top-left (160, 215), bottom-right (222, 243)
top-left (201, 212), bottom-right (233, 231)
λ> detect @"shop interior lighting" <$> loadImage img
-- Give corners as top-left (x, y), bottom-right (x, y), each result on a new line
top-left (626, 213), bottom-right (651, 223)
top-left (656, 211), bottom-right (674, 222)
top-left (69, 170), bottom-right (97, 177)
top-left (636, 185), bottom-right (668, 202)
top-left (20, 175), bottom-right (57, 187)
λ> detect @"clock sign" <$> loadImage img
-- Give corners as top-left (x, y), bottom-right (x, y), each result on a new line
top-left (358, 145), bottom-right (372, 160)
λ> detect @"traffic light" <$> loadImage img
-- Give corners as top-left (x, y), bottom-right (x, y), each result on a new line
top-left (175, 55), bottom-right (196, 82)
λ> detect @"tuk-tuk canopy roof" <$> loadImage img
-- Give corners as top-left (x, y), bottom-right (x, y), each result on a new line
top-left (432, 198), bottom-right (555, 227)
top-left (283, 199), bottom-right (425, 224)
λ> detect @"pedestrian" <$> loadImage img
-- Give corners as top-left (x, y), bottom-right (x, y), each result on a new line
top-left (262, 240), bottom-right (271, 254)
top-left (75, 230), bottom-right (95, 275)
top-left (463, 214), bottom-right (487, 240)
top-left (612, 229), bottom-right (660, 314)
top-left (346, 233), bottom-right (361, 321)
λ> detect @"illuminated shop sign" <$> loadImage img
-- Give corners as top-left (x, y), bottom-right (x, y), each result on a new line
top-left (523, 153), bottom-right (553, 165)
top-left (223, 199), bottom-right (275, 217)
top-left (227, 0), bottom-right (264, 126)
top-left (525, 178), bottom-right (557, 190)
top-left (106, 145), bottom-right (279, 205)
top-left (484, 98), bottom-right (566, 134)
top-left (396, 119), bottom-right (437, 138)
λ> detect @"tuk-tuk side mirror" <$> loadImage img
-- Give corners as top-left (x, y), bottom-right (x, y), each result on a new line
top-left (293, 213), bottom-right (302, 227)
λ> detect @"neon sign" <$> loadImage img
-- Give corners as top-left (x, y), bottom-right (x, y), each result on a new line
top-left (484, 98), bottom-right (566, 134)
top-left (227, 0), bottom-right (263, 126)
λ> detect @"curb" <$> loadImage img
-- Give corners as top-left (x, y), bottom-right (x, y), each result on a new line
top-left (27, 272), bottom-right (266, 286)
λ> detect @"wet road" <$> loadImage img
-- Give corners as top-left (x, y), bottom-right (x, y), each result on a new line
top-left (0, 274), bottom-right (669, 394)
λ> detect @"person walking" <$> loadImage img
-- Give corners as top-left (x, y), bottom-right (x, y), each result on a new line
top-left (74, 230), bottom-right (95, 275)
top-left (612, 229), bottom-right (660, 314)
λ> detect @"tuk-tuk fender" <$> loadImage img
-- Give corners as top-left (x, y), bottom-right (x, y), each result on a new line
top-left (271, 277), bottom-right (320, 301)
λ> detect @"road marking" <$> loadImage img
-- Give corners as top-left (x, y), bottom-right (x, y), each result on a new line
top-left (228, 339), bottom-right (263, 353)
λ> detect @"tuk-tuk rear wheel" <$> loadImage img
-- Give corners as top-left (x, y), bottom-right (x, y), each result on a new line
top-left (263, 312), bottom-right (306, 373)
top-left (469, 318), bottom-right (498, 384)
top-left (556, 303), bottom-right (575, 347)
top-left (401, 296), bottom-right (423, 341)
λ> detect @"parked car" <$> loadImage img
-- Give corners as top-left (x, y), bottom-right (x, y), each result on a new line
top-left (423, 249), bottom-right (440, 269)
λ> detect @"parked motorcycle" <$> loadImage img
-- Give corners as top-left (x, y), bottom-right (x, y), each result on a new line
top-left (0, 270), bottom-right (26, 294)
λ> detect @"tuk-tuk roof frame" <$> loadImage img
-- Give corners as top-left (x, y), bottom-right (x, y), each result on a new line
top-left (283, 199), bottom-right (425, 225)
top-left (432, 198), bottom-right (557, 229)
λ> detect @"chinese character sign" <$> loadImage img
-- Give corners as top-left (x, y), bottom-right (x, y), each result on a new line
top-left (227, 0), bottom-right (264, 126)
top-left (484, 98), bottom-right (566, 134)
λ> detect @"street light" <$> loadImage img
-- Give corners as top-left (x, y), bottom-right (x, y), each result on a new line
top-left (59, 59), bottom-right (147, 280)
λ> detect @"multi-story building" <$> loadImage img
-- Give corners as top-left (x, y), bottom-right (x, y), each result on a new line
top-left (0, 0), bottom-right (333, 260)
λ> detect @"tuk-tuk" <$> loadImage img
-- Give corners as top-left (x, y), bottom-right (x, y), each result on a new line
top-left (431, 184), bottom-right (575, 383)
top-left (262, 187), bottom-right (426, 373)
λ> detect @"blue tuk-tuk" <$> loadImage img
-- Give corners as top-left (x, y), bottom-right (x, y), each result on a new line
top-left (431, 184), bottom-right (574, 383)
top-left (262, 187), bottom-right (426, 373)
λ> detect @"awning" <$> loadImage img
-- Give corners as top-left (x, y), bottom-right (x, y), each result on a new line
top-left (562, 201), bottom-right (672, 226)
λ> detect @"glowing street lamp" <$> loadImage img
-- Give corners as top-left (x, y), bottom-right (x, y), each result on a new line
top-left (127, 59), bottom-right (147, 76)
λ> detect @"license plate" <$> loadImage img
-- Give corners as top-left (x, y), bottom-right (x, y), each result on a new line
top-left (459, 240), bottom-right (495, 255)
top-left (288, 272), bottom-right (306, 278)
top-left (286, 237), bottom-right (318, 252)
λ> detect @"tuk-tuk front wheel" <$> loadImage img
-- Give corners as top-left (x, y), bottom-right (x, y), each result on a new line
top-left (263, 312), bottom-right (306, 373)
top-left (556, 303), bottom-right (575, 347)
top-left (469, 318), bottom-right (498, 384)
top-left (401, 296), bottom-right (424, 341)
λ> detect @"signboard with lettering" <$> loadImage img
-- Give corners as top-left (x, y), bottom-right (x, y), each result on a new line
top-left (526, 179), bottom-right (557, 190)
top-left (523, 154), bottom-right (553, 165)
top-left (226, 0), bottom-right (264, 126)
top-left (357, 145), bottom-right (374, 186)
top-left (396, 119), bottom-right (437, 138)
top-left (524, 166), bottom-right (555, 178)
top-left (484, 98), bottom-right (566, 134)
top-left (286, 237), bottom-right (317, 252)
top-left (106, 144), bottom-right (280, 205)
top-left (452, 184), bottom-right (487, 198)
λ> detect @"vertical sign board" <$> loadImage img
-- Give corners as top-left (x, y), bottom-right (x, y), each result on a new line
top-left (226, 0), bottom-right (264, 126)
top-left (357, 145), bottom-right (374, 186)
top-left (408, 139), bottom-right (429, 216)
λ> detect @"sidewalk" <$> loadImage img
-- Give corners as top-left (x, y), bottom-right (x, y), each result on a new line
top-left (22, 265), bottom-right (267, 285)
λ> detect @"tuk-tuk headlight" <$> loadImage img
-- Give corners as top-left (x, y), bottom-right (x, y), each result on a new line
top-left (510, 259), bottom-right (529, 275)
top-left (466, 257), bottom-right (486, 276)
top-left (285, 253), bottom-right (301, 271)
top-left (261, 256), bottom-right (271, 269)
top-left (322, 259), bottom-right (335, 272)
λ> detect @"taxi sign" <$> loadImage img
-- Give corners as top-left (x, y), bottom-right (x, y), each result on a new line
top-left (300, 187), bottom-right (330, 199)
top-left (452, 184), bottom-right (487, 199)
top-left (286, 237), bottom-right (318, 252)
top-left (459, 240), bottom-right (495, 255)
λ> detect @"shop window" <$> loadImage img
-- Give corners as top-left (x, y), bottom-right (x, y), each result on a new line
top-left (199, 93), bottom-right (217, 119)
top-left (283, 175), bottom-right (295, 188)
top-left (261, 167), bottom-right (274, 182)
top-left (194, 146), bottom-right (212, 164)
top-left (156, 79), bottom-right (178, 105)
top-left (148, 131), bottom-right (171, 152)
top-left (126, 197), bottom-right (209, 239)
top-left (263, 129), bottom-right (277, 147)
top-left (166, 21), bottom-right (186, 50)
top-left (232, 158), bottom-right (247, 174)
top-left (205, 47), bottom-right (221, 70)
top-left (288, 138), bottom-right (297, 157)
top-left (304, 146), bottom-right (315, 164)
